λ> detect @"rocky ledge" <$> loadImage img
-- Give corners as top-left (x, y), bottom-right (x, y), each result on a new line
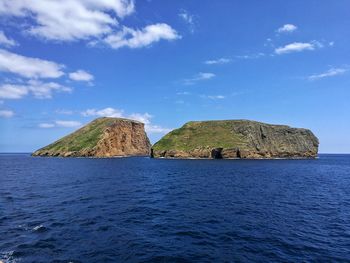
top-left (32, 117), bottom-right (151, 157)
top-left (151, 120), bottom-right (319, 159)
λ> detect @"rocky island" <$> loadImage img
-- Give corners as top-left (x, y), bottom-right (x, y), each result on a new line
top-left (32, 117), bottom-right (151, 157)
top-left (151, 120), bottom-right (319, 159)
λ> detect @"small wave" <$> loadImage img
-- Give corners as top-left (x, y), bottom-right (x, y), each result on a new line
top-left (0, 250), bottom-right (20, 263)
top-left (33, 225), bottom-right (48, 232)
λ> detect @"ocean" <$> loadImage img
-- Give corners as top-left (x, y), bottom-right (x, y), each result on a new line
top-left (1, 154), bottom-right (350, 262)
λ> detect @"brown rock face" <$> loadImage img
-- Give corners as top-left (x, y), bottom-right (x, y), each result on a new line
top-left (32, 117), bottom-right (151, 157)
top-left (92, 120), bottom-right (151, 157)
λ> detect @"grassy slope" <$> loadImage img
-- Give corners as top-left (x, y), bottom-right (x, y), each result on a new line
top-left (152, 120), bottom-right (249, 151)
top-left (36, 117), bottom-right (117, 153)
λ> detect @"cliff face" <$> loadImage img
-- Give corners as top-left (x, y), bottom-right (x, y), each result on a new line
top-left (32, 117), bottom-right (151, 157)
top-left (152, 120), bottom-right (319, 159)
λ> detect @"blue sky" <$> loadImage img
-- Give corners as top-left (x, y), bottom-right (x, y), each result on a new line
top-left (0, 0), bottom-right (349, 153)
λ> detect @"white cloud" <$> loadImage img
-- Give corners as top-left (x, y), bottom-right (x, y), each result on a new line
top-left (201, 95), bottom-right (226, 100)
top-left (128, 113), bottom-right (171, 134)
top-left (39, 123), bottom-right (55, 128)
top-left (195, 72), bottom-right (216, 80)
top-left (0, 31), bottom-right (17, 47)
top-left (176, 91), bottom-right (190, 95)
top-left (0, 1), bottom-right (180, 50)
top-left (184, 72), bottom-right (216, 85)
top-left (275, 42), bottom-right (319, 54)
top-left (39, 120), bottom-right (81, 128)
top-left (0, 84), bottom-right (29, 99)
top-left (55, 120), bottom-right (81, 127)
top-left (312, 40), bottom-right (324, 48)
top-left (179, 10), bottom-right (193, 24)
top-left (27, 80), bottom-right (72, 99)
top-left (82, 107), bottom-right (124, 118)
top-left (0, 109), bottom-right (14, 118)
top-left (236, 53), bottom-right (265, 59)
top-left (178, 9), bottom-right (195, 33)
top-left (84, 0), bottom-right (135, 18)
top-left (104, 23), bottom-right (180, 49)
top-left (0, 50), bottom-right (93, 99)
top-left (0, 49), bottom-right (64, 78)
top-left (55, 109), bottom-right (73, 115)
top-left (0, 0), bottom-right (135, 41)
top-left (128, 112), bottom-right (152, 124)
top-left (207, 95), bottom-right (225, 100)
top-left (204, 58), bottom-right (231, 65)
top-left (69, 70), bottom-right (94, 82)
top-left (81, 107), bottom-right (170, 134)
top-left (0, 80), bottom-right (71, 99)
top-left (308, 68), bottom-right (348, 81)
top-left (277, 24), bottom-right (297, 33)
top-left (145, 124), bottom-right (171, 134)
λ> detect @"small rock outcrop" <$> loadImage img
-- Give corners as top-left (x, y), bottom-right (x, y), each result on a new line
top-left (151, 120), bottom-right (319, 159)
top-left (32, 117), bottom-right (151, 157)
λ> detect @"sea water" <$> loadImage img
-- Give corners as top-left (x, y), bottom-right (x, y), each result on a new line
top-left (1, 154), bottom-right (350, 262)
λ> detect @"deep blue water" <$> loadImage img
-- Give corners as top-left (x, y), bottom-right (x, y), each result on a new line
top-left (1, 154), bottom-right (350, 262)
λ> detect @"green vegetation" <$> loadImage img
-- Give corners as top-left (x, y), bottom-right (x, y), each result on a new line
top-left (37, 117), bottom-right (116, 153)
top-left (152, 120), bottom-right (250, 151)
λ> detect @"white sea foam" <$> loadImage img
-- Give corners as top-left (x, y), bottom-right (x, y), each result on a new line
top-left (33, 225), bottom-right (45, 231)
top-left (0, 250), bottom-right (20, 263)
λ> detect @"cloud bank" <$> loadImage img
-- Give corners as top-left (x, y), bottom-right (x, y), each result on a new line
top-left (0, 0), bottom-right (180, 49)
top-left (0, 0), bottom-right (134, 41)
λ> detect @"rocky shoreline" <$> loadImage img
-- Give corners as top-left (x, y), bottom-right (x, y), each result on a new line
top-left (151, 148), bottom-right (318, 159)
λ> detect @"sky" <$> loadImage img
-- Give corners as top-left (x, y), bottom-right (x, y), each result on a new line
top-left (0, 0), bottom-right (349, 153)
